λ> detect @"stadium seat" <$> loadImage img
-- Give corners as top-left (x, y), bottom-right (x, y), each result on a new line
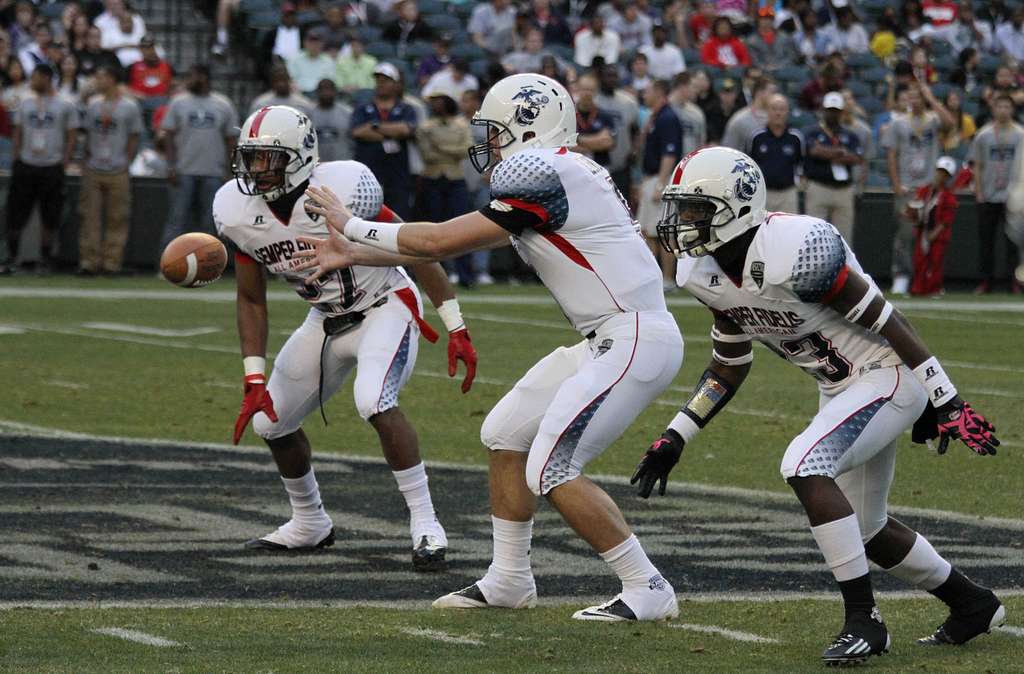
top-left (366, 42), bottom-right (397, 59)
top-left (866, 171), bottom-right (890, 188)
top-left (963, 99), bottom-right (980, 117)
top-left (931, 82), bottom-right (953, 100)
top-left (774, 65), bottom-right (811, 86)
top-left (846, 52), bottom-right (881, 71)
top-left (683, 48), bottom-right (701, 65)
top-left (979, 54), bottom-right (1002, 76)
top-left (549, 44), bottom-right (575, 63)
top-left (933, 53), bottom-right (957, 75)
top-left (424, 14), bottom-right (461, 32)
top-left (789, 110), bottom-right (816, 130)
top-left (858, 97), bottom-right (884, 116)
top-left (470, 58), bottom-right (491, 79)
top-left (351, 88), bottom-right (375, 106)
top-left (247, 9), bottom-right (280, 30)
top-left (845, 80), bottom-right (871, 99)
top-left (355, 25), bottom-right (383, 43)
top-left (40, 2), bottom-right (65, 18)
top-left (403, 41), bottom-right (436, 60)
top-left (418, 0), bottom-right (446, 15)
top-left (239, 0), bottom-right (275, 13)
top-left (859, 67), bottom-right (889, 89)
top-left (450, 43), bottom-right (487, 61)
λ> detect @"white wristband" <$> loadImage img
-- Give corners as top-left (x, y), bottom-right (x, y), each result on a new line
top-left (437, 299), bottom-right (465, 333)
top-left (668, 412), bottom-right (701, 444)
top-left (912, 357), bottom-right (957, 406)
top-left (343, 216), bottom-right (401, 253)
top-left (243, 356), bottom-right (266, 378)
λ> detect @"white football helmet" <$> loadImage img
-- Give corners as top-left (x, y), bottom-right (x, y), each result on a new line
top-left (657, 147), bottom-right (767, 257)
top-left (233, 105), bottom-right (318, 202)
top-left (468, 73), bottom-right (578, 173)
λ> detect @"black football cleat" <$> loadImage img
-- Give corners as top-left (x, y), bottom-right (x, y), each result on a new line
top-left (572, 597), bottom-right (638, 622)
top-left (822, 607), bottom-right (891, 667)
top-left (433, 584), bottom-right (489, 609)
top-left (412, 535), bottom-right (447, 572)
top-left (918, 591), bottom-right (1005, 646)
top-left (244, 526), bottom-right (336, 552)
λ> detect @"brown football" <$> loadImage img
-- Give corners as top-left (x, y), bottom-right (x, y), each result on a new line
top-left (160, 232), bottom-right (227, 288)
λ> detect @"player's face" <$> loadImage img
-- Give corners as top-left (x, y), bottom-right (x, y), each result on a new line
top-left (240, 148), bottom-right (288, 194)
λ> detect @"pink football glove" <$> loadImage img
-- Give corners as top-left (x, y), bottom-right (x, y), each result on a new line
top-left (936, 400), bottom-right (998, 456)
top-left (448, 328), bottom-right (477, 393)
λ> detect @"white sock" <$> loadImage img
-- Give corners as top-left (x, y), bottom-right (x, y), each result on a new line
top-left (281, 468), bottom-right (329, 529)
top-left (885, 534), bottom-right (952, 591)
top-left (478, 516), bottom-right (534, 601)
top-left (810, 514), bottom-right (870, 582)
top-left (600, 534), bottom-right (662, 592)
top-left (392, 463), bottom-right (442, 543)
top-left (217, 28), bottom-right (228, 44)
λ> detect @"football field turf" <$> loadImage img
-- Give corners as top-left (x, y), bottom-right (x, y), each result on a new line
top-left (1, 276), bottom-right (1022, 672)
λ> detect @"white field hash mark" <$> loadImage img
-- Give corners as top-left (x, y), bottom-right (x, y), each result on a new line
top-left (399, 627), bottom-right (484, 646)
top-left (996, 625), bottom-right (1024, 638)
top-left (91, 627), bottom-right (181, 647)
top-left (670, 623), bottom-right (779, 644)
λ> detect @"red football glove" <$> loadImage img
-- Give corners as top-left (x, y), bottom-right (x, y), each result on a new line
top-left (233, 374), bottom-right (278, 444)
top-left (447, 328), bottom-right (477, 393)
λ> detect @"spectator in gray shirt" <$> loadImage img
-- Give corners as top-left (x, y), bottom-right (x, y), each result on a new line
top-left (249, 65), bottom-right (314, 118)
top-left (970, 94), bottom-right (1024, 293)
top-left (469, 0), bottom-right (516, 55)
top-left (721, 76), bottom-right (776, 151)
top-left (595, 63), bottom-right (639, 205)
top-left (311, 78), bottom-right (352, 162)
top-left (158, 64), bottom-right (239, 251)
top-left (78, 65), bottom-right (143, 275)
top-left (2, 63), bottom-right (78, 274)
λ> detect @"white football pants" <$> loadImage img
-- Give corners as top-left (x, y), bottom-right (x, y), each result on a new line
top-left (253, 290), bottom-right (422, 439)
top-left (481, 311), bottom-right (684, 495)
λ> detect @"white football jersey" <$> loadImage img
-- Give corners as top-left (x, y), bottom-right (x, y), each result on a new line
top-left (214, 161), bottom-right (409, 315)
top-left (677, 213), bottom-right (900, 395)
top-left (486, 147), bottom-right (665, 335)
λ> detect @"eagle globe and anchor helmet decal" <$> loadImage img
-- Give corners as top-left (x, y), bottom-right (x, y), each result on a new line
top-left (233, 105), bottom-right (319, 203)
top-left (468, 74), bottom-right (578, 173)
top-left (657, 147), bottom-right (767, 258)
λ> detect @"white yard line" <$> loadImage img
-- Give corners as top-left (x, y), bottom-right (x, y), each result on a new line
top-left (670, 623), bottom-right (778, 644)
top-left (4, 287), bottom-right (1024, 313)
top-left (996, 625), bottom-right (1024, 638)
top-left (398, 627), bottom-right (484, 646)
top-left (90, 627), bottom-right (180, 647)
top-left (82, 322), bottom-right (220, 338)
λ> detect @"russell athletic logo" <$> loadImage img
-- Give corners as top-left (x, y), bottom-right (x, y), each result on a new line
top-left (365, 229), bottom-right (379, 241)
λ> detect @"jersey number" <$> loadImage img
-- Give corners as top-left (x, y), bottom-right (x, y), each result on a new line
top-left (780, 332), bottom-right (852, 384)
top-left (296, 268), bottom-right (363, 310)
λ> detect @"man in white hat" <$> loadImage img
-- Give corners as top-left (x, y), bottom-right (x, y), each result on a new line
top-left (350, 62), bottom-right (419, 218)
top-left (803, 90), bottom-right (863, 244)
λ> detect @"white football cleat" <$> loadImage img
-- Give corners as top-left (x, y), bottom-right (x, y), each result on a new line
top-left (574, 576), bottom-right (679, 622)
top-left (433, 581), bottom-right (537, 610)
top-left (244, 518), bottom-right (335, 551)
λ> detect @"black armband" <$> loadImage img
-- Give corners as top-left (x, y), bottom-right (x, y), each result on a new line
top-left (680, 369), bottom-right (737, 429)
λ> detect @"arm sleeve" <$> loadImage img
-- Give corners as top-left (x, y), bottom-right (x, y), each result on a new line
top-left (785, 220), bottom-right (849, 303)
top-left (480, 152), bottom-right (569, 235)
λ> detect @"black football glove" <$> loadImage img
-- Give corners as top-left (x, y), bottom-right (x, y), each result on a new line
top-left (631, 429), bottom-right (685, 499)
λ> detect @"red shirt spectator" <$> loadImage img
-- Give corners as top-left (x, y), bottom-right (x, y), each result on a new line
top-left (922, 0), bottom-right (958, 27)
top-left (128, 36), bottom-right (172, 97)
top-left (700, 17), bottom-right (751, 67)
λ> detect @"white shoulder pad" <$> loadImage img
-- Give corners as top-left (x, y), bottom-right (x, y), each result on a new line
top-left (212, 180), bottom-right (245, 239)
top-left (757, 215), bottom-right (846, 302)
top-left (313, 160), bottom-right (384, 220)
top-left (490, 149), bottom-right (569, 229)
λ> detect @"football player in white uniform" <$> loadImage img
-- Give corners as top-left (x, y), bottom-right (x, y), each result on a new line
top-left (215, 106), bottom-right (478, 571)
top-left (294, 75), bottom-right (685, 622)
top-left (634, 146), bottom-right (1003, 664)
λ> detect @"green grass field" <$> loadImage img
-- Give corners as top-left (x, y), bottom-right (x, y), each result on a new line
top-left (1, 275), bottom-right (1022, 672)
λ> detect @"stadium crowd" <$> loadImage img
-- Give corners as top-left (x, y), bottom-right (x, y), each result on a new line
top-left (0, 0), bottom-right (1023, 294)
